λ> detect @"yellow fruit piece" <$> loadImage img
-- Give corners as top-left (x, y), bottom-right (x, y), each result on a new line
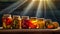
top-left (3, 22), bottom-right (6, 28)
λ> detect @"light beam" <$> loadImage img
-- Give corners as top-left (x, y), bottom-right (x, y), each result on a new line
top-left (0, 0), bottom-right (27, 14)
top-left (20, 0), bottom-right (35, 16)
top-left (36, 0), bottom-right (43, 18)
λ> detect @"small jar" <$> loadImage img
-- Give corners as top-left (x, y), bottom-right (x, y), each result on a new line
top-left (12, 15), bottom-right (21, 29)
top-left (37, 18), bottom-right (45, 29)
top-left (29, 17), bottom-right (38, 29)
top-left (21, 16), bottom-right (29, 29)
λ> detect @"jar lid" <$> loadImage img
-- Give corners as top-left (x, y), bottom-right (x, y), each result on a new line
top-left (22, 16), bottom-right (29, 20)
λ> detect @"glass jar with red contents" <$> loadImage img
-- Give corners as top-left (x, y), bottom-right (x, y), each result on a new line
top-left (12, 15), bottom-right (21, 29)
top-left (21, 16), bottom-right (30, 29)
top-left (2, 14), bottom-right (12, 29)
top-left (29, 17), bottom-right (38, 29)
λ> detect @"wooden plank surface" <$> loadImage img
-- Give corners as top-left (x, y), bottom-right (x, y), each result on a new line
top-left (0, 27), bottom-right (60, 32)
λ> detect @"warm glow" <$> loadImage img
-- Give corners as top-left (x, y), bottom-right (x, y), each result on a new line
top-left (31, 20), bottom-right (37, 25)
top-left (32, 20), bottom-right (37, 23)
top-left (19, 0), bottom-right (56, 17)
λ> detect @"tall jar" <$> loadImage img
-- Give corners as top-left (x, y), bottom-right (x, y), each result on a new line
top-left (12, 15), bottom-right (21, 29)
top-left (2, 14), bottom-right (12, 29)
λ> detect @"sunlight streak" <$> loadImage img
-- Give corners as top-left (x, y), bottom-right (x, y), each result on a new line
top-left (0, 0), bottom-right (27, 14)
top-left (20, 0), bottom-right (35, 16)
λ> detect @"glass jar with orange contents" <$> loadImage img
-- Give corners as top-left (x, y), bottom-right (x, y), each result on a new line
top-left (37, 18), bottom-right (45, 29)
top-left (2, 14), bottom-right (12, 29)
top-left (29, 17), bottom-right (38, 29)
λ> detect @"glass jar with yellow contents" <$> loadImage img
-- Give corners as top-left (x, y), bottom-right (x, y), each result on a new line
top-left (37, 18), bottom-right (45, 29)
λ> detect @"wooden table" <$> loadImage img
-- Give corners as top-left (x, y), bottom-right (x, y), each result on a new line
top-left (0, 29), bottom-right (60, 34)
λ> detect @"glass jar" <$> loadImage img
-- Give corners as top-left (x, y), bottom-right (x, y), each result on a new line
top-left (12, 15), bottom-right (21, 29)
top-left (21, 16), bottom-right (29, 29)
top-left (37, 18), bottom-right (45, 29)
top-left (2, 14), bottom-right (12, 29)
top-left (29, 17), bottom-right (38, 29)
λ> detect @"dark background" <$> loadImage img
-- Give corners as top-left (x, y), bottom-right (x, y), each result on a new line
top-left (0, 0), bottom-right (60, 27)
